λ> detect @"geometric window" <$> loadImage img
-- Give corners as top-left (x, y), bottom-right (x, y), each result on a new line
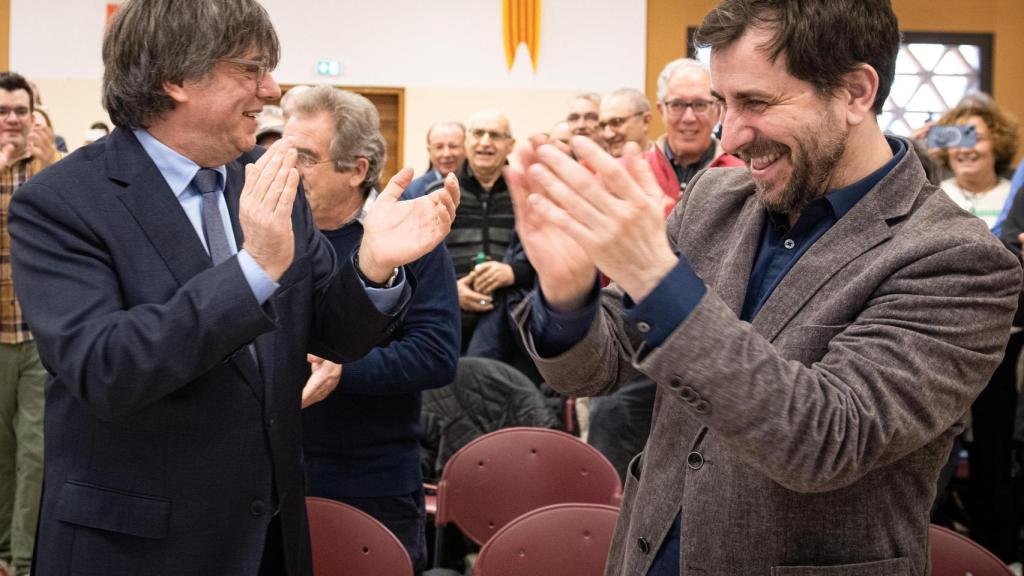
top-left (881, 33), bottom-right (993, 136)
top-left (687, 30), bottom-right (993, 138)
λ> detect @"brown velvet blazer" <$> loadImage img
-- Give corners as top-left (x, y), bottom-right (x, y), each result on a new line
top-left (517, 143), bottom-right (1021, 576)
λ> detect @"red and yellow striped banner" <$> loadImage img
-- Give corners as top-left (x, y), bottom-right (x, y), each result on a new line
top-left (503, 0), bottom-right (541, 72)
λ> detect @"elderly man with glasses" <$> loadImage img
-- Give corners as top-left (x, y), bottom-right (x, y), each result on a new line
top-left (646, 58), bottom-right (742, 214)
top-left (599, 88), bottom-right (653, 158)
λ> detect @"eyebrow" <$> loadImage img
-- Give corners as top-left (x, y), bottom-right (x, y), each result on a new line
top-left (294, 146), bottom-right (319, 158)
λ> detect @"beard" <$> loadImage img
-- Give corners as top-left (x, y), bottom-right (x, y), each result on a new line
top-left (739, 116), bottom-right (848, 216)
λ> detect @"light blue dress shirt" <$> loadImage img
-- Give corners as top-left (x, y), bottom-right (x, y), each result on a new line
top-left (133, 129), bottom-right (404, 310)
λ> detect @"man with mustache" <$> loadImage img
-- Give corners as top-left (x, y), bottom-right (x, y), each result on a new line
top-left (507, 0), bottom-right (1021, 574)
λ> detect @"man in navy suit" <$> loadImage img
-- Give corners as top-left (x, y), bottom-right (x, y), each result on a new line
top-left (7, 1), bottom-right (458, 574)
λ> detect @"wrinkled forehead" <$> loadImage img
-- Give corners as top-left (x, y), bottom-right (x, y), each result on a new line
top-left (600, 95), bottom-right (637, 117)
top-left (429, 125), bottom-right (465, 144)
top-left (665, 68), bottom-right (713, 101)
top-left (468, 114), bottom-right (510, 133)
top-left (568, 98), bottom-right (598, 115)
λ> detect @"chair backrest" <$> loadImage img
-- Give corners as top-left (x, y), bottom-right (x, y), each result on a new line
top-left (435, 426), bottom-right (623, 545)
top-left (929, 524), bottom-right (1014, 576)
top-left (474, 503), bottom-right (619, 576)
top-left (306, 497), bottom-right (413, 576)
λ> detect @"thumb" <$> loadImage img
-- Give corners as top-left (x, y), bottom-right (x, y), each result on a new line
top-left (378, 167), bottom-right (414, 204)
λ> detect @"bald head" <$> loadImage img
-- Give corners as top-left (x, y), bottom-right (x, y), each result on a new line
top-left (465, 110), bottom-right (515, 182)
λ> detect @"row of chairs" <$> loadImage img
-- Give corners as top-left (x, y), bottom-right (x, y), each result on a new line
top-left (306, 426), bottom-right (1018, 576)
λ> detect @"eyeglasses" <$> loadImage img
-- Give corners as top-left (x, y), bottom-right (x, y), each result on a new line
top-left (296, 152), bottom-right (334, 168)
top-left (468, 128), bottom-right (511, 142)
top-left (566, 112), bottom-right (599, 124)
top-left (0, 106), bottom-right (31, 120)
top-left (661, 99), bottom-right (717, 117)
top-left (598, 111), bottom-right (645, 131)
top-left (220, 57), bottom-right (270, 88)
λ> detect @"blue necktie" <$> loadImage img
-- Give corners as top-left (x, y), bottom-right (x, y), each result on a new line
top-left (193, 168), bottom-right (232, 264)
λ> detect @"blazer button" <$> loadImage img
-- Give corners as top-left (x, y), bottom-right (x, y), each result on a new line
top-left (250, 499), bottom-right (266, 517)
top-left (637, 537), bottom-right (651, 554)
top-left (693, 399), bottom-right (711, 414)
top-left (687, 451), bottom-right (704, 470)
top-left (669, 378), bottom-right (684, 390)
top-left (680, 386), bottom-right (698, 402)
top-left (636, 321), bottom-right (651, 334)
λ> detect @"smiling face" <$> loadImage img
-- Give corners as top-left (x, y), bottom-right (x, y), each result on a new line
top-left (658, 67), bottom-right (720, 164)
top-left (465, 111), bottom-right (514, 176)
top-left (162, 51), bottom-right (282, 166)
top-left (427, 124), bottom-right (466, 177)
top-left (600, 94), bottom-right (650, 158)
top-left (0, 89), bottom-right (32, 157)
top-left (948, 116), bottom-right (997, 184)
top-left (711, 27), bottom-right (849, 216)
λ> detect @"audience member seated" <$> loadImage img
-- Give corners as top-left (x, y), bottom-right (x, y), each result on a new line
top-left (285, 86), bottom-right (460, 576)
top-left (406, 121), bottom-right (466, 198)
top-left (420, 358), bottom-right (558, 483)
top-left (565, 93), bottom-right (605, 150)
top-left (599, 88), bottom-right (652, 157)
top-left (646, 58), bottom-right (743, 214)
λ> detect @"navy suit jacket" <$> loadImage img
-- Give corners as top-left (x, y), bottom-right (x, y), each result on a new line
top-left (9, 128), bottom-right (406, 576)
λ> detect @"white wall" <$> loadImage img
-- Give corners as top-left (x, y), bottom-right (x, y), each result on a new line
top-left (10, 0), bottom-right (647, 170)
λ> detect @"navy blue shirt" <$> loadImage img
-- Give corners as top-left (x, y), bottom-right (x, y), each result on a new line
top-left (303, 204), bottom-right (460, 498)
top-left (532, 137), bottom-right (906, 573)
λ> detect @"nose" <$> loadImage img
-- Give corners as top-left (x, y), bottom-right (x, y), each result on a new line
top-left (681, 105), bottom-right (699, 123)
top-left (258, 72), bottom-right (282, 100)
top-left (602, 124), bottom-right (616, 140)
top-left (718, 107), bottom-right (752, 156)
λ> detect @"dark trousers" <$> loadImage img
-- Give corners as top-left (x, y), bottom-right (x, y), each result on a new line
top-left (966, 330), bottom-right (1022, 562)
top-left (588, 377), bottom-right (657, 481)
top-left (336, 490), bottom-right (428, 576)
top-left (259, 515), bottom-right (285, 576)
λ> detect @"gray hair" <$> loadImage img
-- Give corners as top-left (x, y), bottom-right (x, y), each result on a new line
top-left (573, 93), bottom-right (602, 107)
top-left (291, 86), bottom-right (386, 196)
top-left (102, 0), bottom-right (280, 128)
top-left (425, 121), bottom-right (466, 143)
top-left (603, 88), bottom-right (651, 114)
top-left (656, 58), bottom-right (709, 103)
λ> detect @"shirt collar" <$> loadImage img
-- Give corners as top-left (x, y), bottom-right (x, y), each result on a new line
top-left (133, 128), bottom-right (228, 199)
top-left (765, 136), bottom-right (907, 232)
top-left (823, 136), bottom-right (906, 221)
top-left (353, 189), bottom-right (379, 224)
top-left (666, 138), bottom-right (717, 170)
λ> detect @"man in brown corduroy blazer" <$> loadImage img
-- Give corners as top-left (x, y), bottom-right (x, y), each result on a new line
top-left (506, 1), bottom-right (1023, 575)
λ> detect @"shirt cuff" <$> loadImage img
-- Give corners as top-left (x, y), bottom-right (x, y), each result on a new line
top-left (531, 278), bottom-right (602, 358)
top-left (238, 250), bottom-right (280, 305)
top-left (361, 267), bottom-right (408, 315)
top-left (626, 256), bottom-right (706, 348)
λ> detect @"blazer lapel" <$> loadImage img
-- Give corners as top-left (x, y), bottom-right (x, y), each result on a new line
top-left (751, 144), bottom-right (928, 342)
top-left (710, 195), bottom-right (765, 316)
top-left (110, 131), bottom-right (265, 402)
top-left (110, 129), bottom-right (212, 286)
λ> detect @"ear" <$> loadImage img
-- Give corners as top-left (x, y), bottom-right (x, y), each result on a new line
top-left (161, 80), bottom-right (190, 104)
top-left (348, 157), bottom-right (370, 188)
top-left (641, 111), bottom-right (652, 127)
top-left (842, 64), bottom-right (880, 126)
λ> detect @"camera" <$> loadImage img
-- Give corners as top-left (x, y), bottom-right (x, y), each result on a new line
top-left (927, 124), bottom-right (978, 149)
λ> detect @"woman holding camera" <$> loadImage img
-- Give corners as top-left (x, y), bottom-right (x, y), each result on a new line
top-left (934, 99), bottom-right (1019, 230)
